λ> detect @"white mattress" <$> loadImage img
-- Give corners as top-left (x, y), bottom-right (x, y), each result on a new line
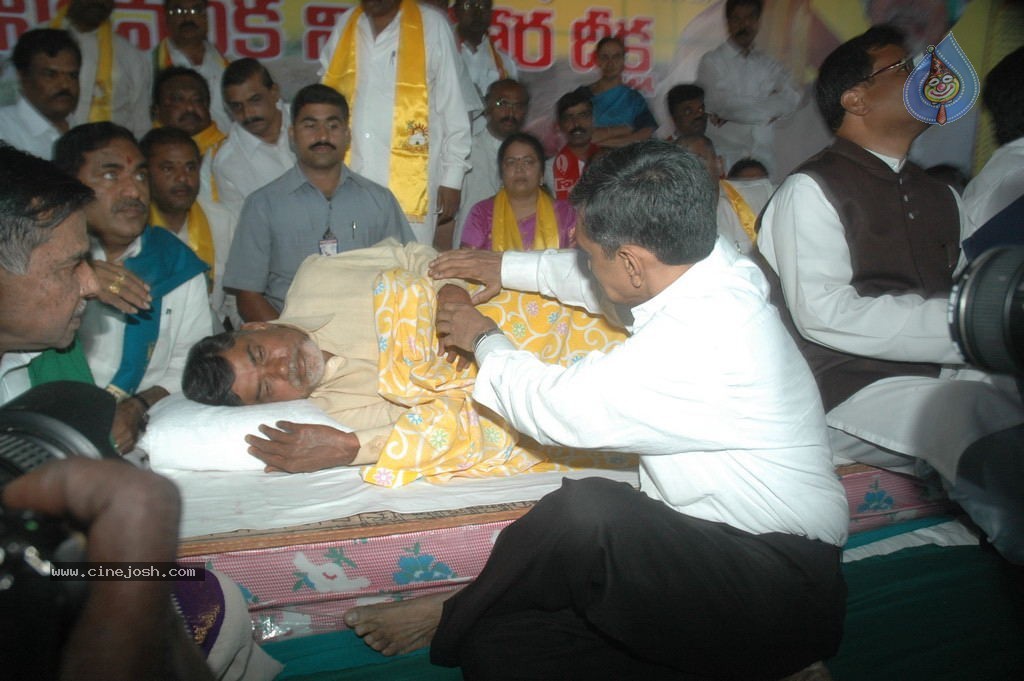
top-left (166, 466), bottom-right (639, 538)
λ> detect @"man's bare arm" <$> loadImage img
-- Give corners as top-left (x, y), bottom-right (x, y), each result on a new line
top-left (246, 422), bottom-right (360, 472)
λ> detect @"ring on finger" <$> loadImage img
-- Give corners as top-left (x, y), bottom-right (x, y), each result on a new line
top-left (108, 281), bottom-right (122, 295)
top-left (114, 271), bottom-right (127, 284)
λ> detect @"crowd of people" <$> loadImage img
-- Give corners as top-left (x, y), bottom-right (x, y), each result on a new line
top-left (1, 0), bottom-right (1022, 678)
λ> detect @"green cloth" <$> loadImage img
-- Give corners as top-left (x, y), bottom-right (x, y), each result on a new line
top-left (27, 336), bottom-right (95, 387)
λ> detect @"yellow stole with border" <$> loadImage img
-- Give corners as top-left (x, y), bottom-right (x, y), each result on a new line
top-left (51, 9), bottom-right (113, 122)
top-left (322, 0), bottom-right (431, 221)
top-left (720, 180), bottom-right (758, 245)
top-left (491, 188), bottom-right (560, 252)
top-left (149, 202), bottom-right (216, 287)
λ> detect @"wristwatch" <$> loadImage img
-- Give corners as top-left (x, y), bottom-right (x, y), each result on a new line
top-left (473, 326), bottom-right (505, 353)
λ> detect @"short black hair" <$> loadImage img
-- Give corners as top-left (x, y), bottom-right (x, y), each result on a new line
top-left (726, 0), bottom-right (763, 18)
top-left (727, 157), bottom-right (768, 179)
top-left (11, 28), bottom-right (81, 73)
top-left (666, 84), bottom-right (704, 116)
top-left (53, 122), bottom-right (138, 177)
top-left (139, 126), bottom-right (200, 160)
top-left (182, 332), bottom-right (245, 406)
top-left (498, 131), bottom-right (546, 167)
top-left (292, 84), bottom-right (349, 124)
top-left (153, 65), bottom-right (211, 110)
top-left (570, 140), bottom-right (716, 265)
top-left (484, 78), bottom-right (527, 104)
top-left (594, 35), bottom-right (625, 55)
top-left (0, 142), bottom-right (94, 275)
top-left (222, 57), bottom-right (275, 93)
top-left (556, 86), bottom-right (593, 120)
top-left (983, 46), bottom-right (1024, 146)
top-left (815, 24), bottom-right (906, 132)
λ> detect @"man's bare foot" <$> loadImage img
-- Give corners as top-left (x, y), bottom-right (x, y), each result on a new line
top-left (343, 588), bottom-right (459, 656)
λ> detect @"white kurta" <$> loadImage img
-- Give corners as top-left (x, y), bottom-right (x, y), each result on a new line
top-left (962, 137), bottom-right (1024, 234)
top-left (318, 5), bottom-right (473, 244)
top-left (474, 242), bottom-right (848, 545)
top-left (758, 152), bottom-right (1024, 482)
top-left (697, 40), bottom-right (800, 176)
top-left (67, 25), bottom-right (152, 137)
top-left (207, 102), bottom-right (295, 210)
top-left (716, 177), bottom-right (773, 255)
top-left (0, 96), bottom-right (70, 160)
top-left (158, 39), bottom-right (231, 132)
top-left (81, 236), bottom-right (213, 394)
top-left (168, 197), bottom-right (239, 330)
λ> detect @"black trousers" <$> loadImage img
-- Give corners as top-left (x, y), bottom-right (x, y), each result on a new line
top-left (430, 477), bottom-right (846, 681)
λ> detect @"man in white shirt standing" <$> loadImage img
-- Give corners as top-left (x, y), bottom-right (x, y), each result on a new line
top-left (153, 0), bottom-right (231, 132)
top-left (319, 0), bottom-right (473, 249)
top-left (208, 58), bottom-right (295, 209)
top-left (343, 140), bottom-right (848, 679)
top-left (0, 29), bottom-right (80, 160)
top-left (697, 0), bottom-right (799, 177)
top-left (51, 0), bottom-right (152, 137)
top-left (758, 26), bottom-right (1024, 563)
top-left (54, 122), bottom-right (212, 454)
top-left (453, 0), bottom-right (517, 101)
top-left (140, 126), bottom-right (239, 330)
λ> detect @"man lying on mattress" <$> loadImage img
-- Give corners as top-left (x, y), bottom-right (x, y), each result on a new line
top-left (182, 238), bottom-right (627, 484)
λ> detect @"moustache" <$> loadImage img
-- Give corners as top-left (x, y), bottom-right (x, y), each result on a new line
top-left (310, 142), bottom-right (336, 151)
top-left (569, 127), bottom-right (586, 136)
top-left (179, 112), bottom-right (201, 123)
top-left (51, 90), bottom-right (74, 101)
top-left (170, 183), bottom-right (195, 195)
top-left (243, 116), bottom-right (264, 127)
top-left (113, 198), bottom-right (147, 214)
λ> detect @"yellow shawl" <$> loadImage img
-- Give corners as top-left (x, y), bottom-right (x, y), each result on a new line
top-left (720, 180), bottom-right (758, 245)
top-left (149, 202), bottom-right (216, 286)
top-left (491, 189), bottom-right (561, 252)
top-left (322, 0), bottom-right (430, 220)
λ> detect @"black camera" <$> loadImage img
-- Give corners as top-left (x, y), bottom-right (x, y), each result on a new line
top-left (0, 381), bottom-right (118, 678)
top-left (949, 246), bottom-right (1024, 375)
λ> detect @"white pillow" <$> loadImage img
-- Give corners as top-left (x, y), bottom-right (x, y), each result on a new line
top-left (141, 393), bottom-right (347, 472)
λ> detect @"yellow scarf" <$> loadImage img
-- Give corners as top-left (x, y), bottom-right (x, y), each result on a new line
top-left (52, 9), bottom-right (113, 122)
top-left (720, 180), bottom-right (758, 246)
top-left (149, 202), bottom-right (216, 286)
top-left (322, 0), bottom-right (430, 221)
top-left (154, 38), bottom-right (229, 70)
top-left (192, 122), bottom-right (227, 156)
top-left (491, 189), bottom-right (560, 252)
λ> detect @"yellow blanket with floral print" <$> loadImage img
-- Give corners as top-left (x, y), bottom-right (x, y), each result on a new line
top-left (362, 269), bottom-right (633, 487)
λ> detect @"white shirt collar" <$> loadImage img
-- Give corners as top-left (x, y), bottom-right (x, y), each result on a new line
top-left (864, 147), bottom-right (906, 173)
top-left (228, 100), bottom-right (289, 157)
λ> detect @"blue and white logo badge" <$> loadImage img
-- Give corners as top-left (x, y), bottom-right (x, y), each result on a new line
top-left (903, 32), bottom-right (979, 125)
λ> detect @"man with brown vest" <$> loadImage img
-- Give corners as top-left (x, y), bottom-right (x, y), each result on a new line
top-left (758, 25), bottom-right (1024, 563)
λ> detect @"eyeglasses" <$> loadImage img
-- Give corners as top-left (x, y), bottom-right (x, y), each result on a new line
top-left (502, 156), bottom-right (538, 170)
top-left (859, 56), bottom-right (913, 84)
top-left (167, 6), bottom-right (205, 17)
top-left (493, 98), bottom-right (527, 112)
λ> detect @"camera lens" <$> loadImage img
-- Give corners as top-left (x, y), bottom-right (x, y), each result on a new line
top-left (949, 246), bottom-right (1024, 374)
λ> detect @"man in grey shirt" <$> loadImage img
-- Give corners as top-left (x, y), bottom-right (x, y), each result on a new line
top-left (223, 84), bottom-right (414, 322)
